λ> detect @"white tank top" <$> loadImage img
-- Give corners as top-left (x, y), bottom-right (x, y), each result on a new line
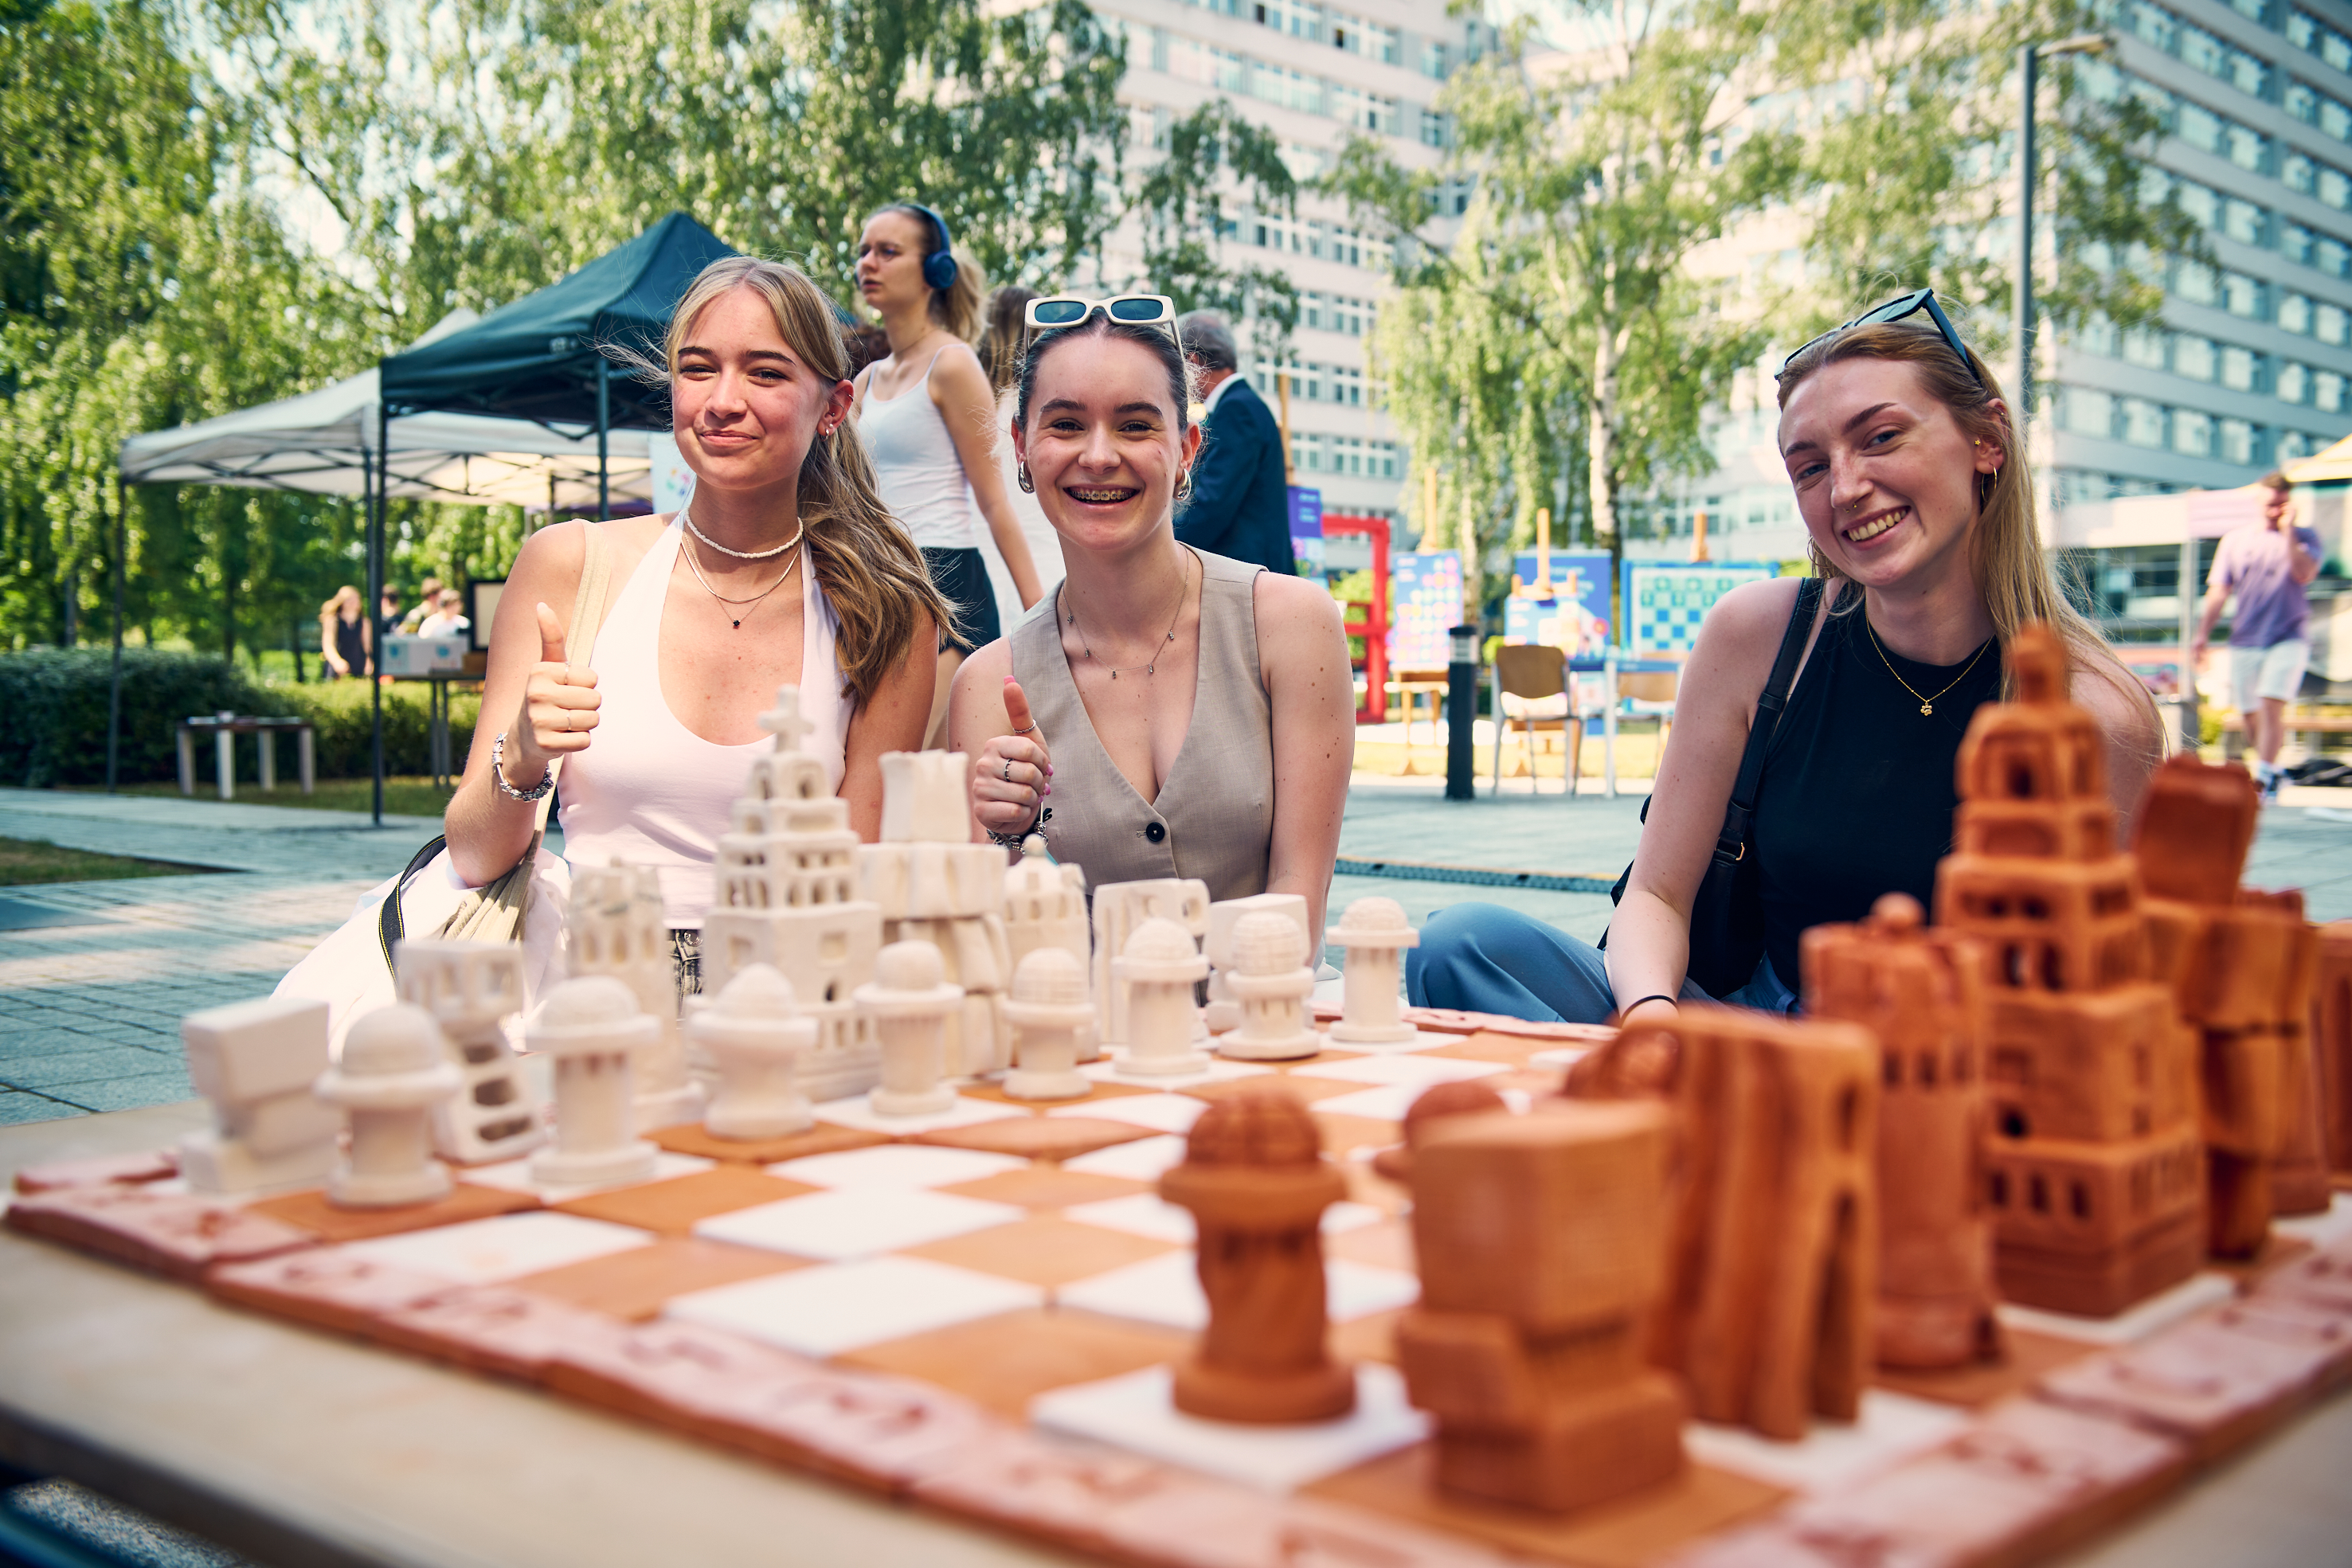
top-left (559, 520), bottom-right (853, 929)
top-left (859, 348), bottom-right (980, 549)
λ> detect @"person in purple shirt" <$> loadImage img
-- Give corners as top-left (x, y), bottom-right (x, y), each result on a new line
top-left (2190, 470), bottom-right (2324, 800)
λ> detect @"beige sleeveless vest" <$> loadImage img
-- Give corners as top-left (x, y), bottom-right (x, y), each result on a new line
top-left (1010, 549), bottom-right (1274, 901)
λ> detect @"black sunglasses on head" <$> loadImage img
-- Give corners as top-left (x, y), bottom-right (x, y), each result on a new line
top-left (1778, 287), bottom-right (1984, 389)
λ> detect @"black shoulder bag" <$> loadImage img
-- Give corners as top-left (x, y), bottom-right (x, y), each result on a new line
top-left (1601, 576), bottom-right (1825, 998)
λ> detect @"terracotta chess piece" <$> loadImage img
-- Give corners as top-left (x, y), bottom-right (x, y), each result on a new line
top-left (568, 858), bottom-right (701, 1128)
top-left (1583, 1004), bottom-right (1877, 1441)
top-left (702, 685), bottom-right (883, 1101)
top-left (1003, 947), bottom-right (1094, 1102)
top-left (1936, 628), bottom-right (2205, 1310)
top-left (1371, 1080), bottom-right (1507, 1186)
top-left (397, 940), bottom-right (544, 1164)
top-left (177, 995), bottom-right (341, 1195)
top-left (856, 939), bottom-right (963, 1116)
top-left (2256, 893), bottom-right (2332, 1217)
top-left (692, 964), bottom-right (816, 1140)
top-left (1114, 917), bottom-right (1210, 1076)
top-left (1215, 911), bottom-right (1323, 1062)
top-left (1158, 1084), bottom-right (1355, 1421)
top-left (1203, 892), bottom-right (1309, 1035)
top-left (862, 750), bottom-right (1016, 1076)
top-left (1396, 1099), bottom-right (1686, 1511)
top-left (313, 1003), bottom-right (462, 1208)
top-left (1803, 893), bottom-right (2003, 1370)
top-left (2314, 921), bottom-right (2352, 1175)
top-left (528, 976), bottom-right (659, 1187)
top-left (1327, 897), bottom-right (1421, 1046)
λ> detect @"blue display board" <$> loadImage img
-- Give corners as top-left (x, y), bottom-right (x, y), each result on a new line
top-left (1288, 486), bottom-right (1324, 575)
top-left (1503, 551), bottom-right (1613, 658)
top-left (1389, 552), bottom-right (1462, 668)
top-left (1619, 561), bottom-right (1779, 655)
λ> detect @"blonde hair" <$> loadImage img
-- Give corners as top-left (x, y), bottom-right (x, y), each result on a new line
top-left (321, 585), bottom-right (361, 619)
top-left (656, 256), bottom-right (952, 702)
top-left (980, 284), bottom-right (1039, 393)
top-left (1776, 315), bottom-right (2162, 737)
top-left (871, 205), bottom-right (984, 343)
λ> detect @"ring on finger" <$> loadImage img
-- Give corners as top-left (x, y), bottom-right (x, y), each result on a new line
top-left (1001, 759), bottom-right (1013, 782)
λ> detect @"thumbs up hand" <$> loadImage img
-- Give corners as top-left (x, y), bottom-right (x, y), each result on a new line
top-left (513, 602), bottom-right (602, 774)
top-left (972, 677), bottom-right (1052, 841)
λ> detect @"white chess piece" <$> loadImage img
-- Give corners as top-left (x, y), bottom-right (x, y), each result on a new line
top-left (1002, 947), bottom-right (1094, 1101)
top-left (694, 964), bottom-right (816, 1140)
top-left (1091, 879), bottom-right (1211, 1050)
top-left (528, 976), bottom-right (659, 1187)
top-left (1216, 912), bottom-right (1323, 1062)
top-left (856, 940), bottom-right (963, 1116)
top-left (178, 995), bottom-right (341, 1195)
top-left (1204, 893), bottom-right (1309, 1034)
top-left (397, 940), bottom-right (543, 1164)
top-left (567, 860), bottom-right (701, 1128)
top-left (1327, 897), bottom-right (1421, 1046)
top-left (1114, 917), bottom-right (1210, 1075)
top-left (314, 1003), bottom-right (462, 1208)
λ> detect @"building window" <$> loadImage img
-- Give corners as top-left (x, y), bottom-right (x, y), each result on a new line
top-left (2320, 370), bottom-right (2347, 412)
top-left (2322, 303), bottom-right (2350, 345)
top-left (2174, 409), bottom-right (2214, 456)
top-left (2283, 291), bottom-right (2314, 333)
top-left (2177, 262), bottom-right (2219, 305)
top-left (2223, 197), bottom-right (2268, 246)
top-left (2122, 327), bottom-right (2169, 368)
top-left (2121, 398), bottom-right (2168, 448)
top-left (2280, 430), bottom-right (2315, 460)
top-left (2220, 418), bottom-right (2260, 465)
top-left (2176, 334), bottom-right (2217, 379)
top-left (2221, 345), bottom-right (2260, 390)
top-left (2221, 272), bottom-right (2267, 318)
top-left (2280, 361), bottom-right (2311, 402)
top-left (2065, 387), bottom-right (2116, 438)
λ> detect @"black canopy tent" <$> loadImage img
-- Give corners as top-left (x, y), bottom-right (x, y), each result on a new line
top-left (362, 213), bottom-right (738, 823)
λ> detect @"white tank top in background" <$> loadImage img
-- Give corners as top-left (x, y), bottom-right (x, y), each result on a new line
top-left (559, 520), bottom-right (854, 929)
top-left (859, 348), bottom-right (980, 550)
top-left (980, 384), bottom-right (1064, 632)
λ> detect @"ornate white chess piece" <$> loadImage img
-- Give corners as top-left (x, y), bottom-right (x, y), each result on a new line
top-left (1204, 893), bottom-right (1310, 1034)
top-left (397, 940), bottom-right (543, 1164)
top-left (1115, 917), bottom-right (1210, 1075)
top-left (1327, 896), bottom-right (1422, 1046)
top-left (856, 940), bottom-right (963, 1116)
top-left (693, 964), bottom-right (816, 1140)
top-left (568, 860), bottom-right (701, 1128)
top-left (178, 995), bottom-right (340, 1195)
top-left (314, 1003), bottom-right (463, 1208)
top-left (861, 751), bottom-right (1014, 1076)
top-left (528, 976), bottom-right (659, 1187)
top-left (1002, 947), bottom-right (1094, 1101)
top-left (1215, 911), bottom-right (1323, 1062)
top-left (1091, 879), bottom-right (1211, 1051)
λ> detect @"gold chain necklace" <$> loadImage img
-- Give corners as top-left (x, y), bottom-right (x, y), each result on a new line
top-left (682, 534), bottom-right (800, 630)
top-left (1865, 616), bottom-right (1990, 717)
top-left (1063, 549), bottom-right (1192, 679)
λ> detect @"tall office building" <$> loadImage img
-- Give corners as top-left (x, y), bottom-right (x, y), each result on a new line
top-left (1086, 0), bottom-right (1493, 520)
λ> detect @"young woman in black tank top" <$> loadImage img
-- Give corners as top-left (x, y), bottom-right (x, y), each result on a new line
top-left (1407, 294), bottom-right (2164, 1026)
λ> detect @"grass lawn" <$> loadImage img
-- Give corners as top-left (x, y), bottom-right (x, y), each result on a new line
top-left (68, 777), bottom-right (456, 819)
top-left (0, 836), bottom-right (209, 886)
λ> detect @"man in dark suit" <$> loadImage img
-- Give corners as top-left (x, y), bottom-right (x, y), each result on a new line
top-left (1174, 311), bottom-right (1297, 577)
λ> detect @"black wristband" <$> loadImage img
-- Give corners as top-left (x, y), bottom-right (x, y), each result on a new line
top-left (1618, 994), bottom-right (1677, 1019)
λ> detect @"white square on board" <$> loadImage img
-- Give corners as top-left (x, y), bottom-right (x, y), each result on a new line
top-left (341, 1211), bottom-right (654, 1285)
top-left (1061, 1136), bottom-right (1189, 1182)
top-left (461, 1151), bottom-right (714, 1204)
top-left (1031, 1363), bottom-right (1429, 1494)
top-left (1528, 1046), bottom-right (1593, 1071)
top-left (667, 1256), bottom-right (1043, 1356)
top-left (1995, 1271), bottom-right (2236, 1346)
top-left (1082, 1053), bottom-right (1272, 1089)
top-left (1048, 1094), bottom-right (1207, 1134)
top-left (1305, 1054), bottom-right (1509, 1089)
top-left (1681, 1390), bottom-right (1970, 1495)
top-left (1057, 1250), bottom-right (1417, 1331)
top-left (1309, 1085), bottom-right (1419, 1123)
top-left (811, 1093), bottom-right (1030, 1136)
top-left (768, 1144), bottom-right (1028, 1190)
top-left (1315, 1030), bottom-right (1442, 1055)
top-left (692, 1187), bottom-right (1027, 1261)
top-left (1063, 1193), bottom-right (1386, 1245)
top-left (2272, 1191), bottom-right (2352, 1249)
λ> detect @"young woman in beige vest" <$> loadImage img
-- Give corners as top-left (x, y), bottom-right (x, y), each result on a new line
top-left (947, 299), bottom-right (1353, 935)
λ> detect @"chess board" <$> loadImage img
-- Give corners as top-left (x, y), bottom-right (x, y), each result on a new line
top-left (1621, 563), bottom-right (1777, 657)
top-left (12, 1011), bottom-right (2352, 1568)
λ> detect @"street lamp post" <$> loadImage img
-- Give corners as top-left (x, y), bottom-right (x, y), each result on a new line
top-left (2014, 34), bottom-right (2109, 436)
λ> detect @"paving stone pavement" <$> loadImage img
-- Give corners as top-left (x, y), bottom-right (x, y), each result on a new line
top-left (6, 780), bottom-right (2352, 1128)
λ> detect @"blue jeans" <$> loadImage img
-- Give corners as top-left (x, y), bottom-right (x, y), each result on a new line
top-left (1403, 902), bottom-right (1797, 1024)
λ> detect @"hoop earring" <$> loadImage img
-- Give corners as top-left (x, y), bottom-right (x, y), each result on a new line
top-left (1978, 468), bottom-right (1998, 510)
top-left (1016, 463), bottom-right (1035, 494)
top-left (1175, 467), bottom-right (1193, 502)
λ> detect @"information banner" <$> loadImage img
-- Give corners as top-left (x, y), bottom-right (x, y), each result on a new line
top-left (1389, 551), bottom-right (1462, 669)
top-left (1503, 550), bottom-right (1613, 659)
top-left (1620, 561), bottom-right (1779, 655)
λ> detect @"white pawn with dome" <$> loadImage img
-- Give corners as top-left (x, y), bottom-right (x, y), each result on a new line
top-left (1114, 917), bottom-right (1210, 1075)
top-left (314, 1003), bottom-right (462, 1208)
top-left (856, 940), bottom-right (964, 1116)
top-left (1215, 911), bottom-right (1324, 1062)
top-left (693, 964), bottom-right (816, 1140)
top-left (527, 976), bottom-right (659, 1188)
top-left (1328, 896), bottom-right (1422, 1047)
top-left (1002, 947), bottom-right (1094, 1101)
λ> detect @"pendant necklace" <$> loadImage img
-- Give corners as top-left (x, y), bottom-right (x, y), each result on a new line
top-left (1065, 549), bottom-right (1192, 680)
top-left (1865, 616), bottom-right (1989, 718)
top-left (683, 531), bottom-right (800, 629)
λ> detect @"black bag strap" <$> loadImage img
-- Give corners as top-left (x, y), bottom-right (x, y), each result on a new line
top-left (1712, 576), bottom-right (1826, 866)
top-left (379, 834), bottom-right (450, 975)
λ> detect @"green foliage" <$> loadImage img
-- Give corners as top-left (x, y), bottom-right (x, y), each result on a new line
top-left (1131, 99), bottom-right (1300, 364)
top-left (0, 647), bottom-right (474, 785)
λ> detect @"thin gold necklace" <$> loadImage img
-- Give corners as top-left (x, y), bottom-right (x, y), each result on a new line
top-left (1064, 549), bottom-right (1192, 679)
top-left (682, 534), bottom-right (800, 629)
top-left (1865, 616), bottom-right (1990, 717)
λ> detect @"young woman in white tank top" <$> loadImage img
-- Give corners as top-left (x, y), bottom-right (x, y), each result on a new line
top-left (853, 204), bottom-right (1042, 746)
top-left (444, 257), bottom-right (948, 1003)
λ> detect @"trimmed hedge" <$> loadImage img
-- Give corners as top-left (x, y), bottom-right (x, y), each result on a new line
top-left (0, 649), bottom-right (479, 787)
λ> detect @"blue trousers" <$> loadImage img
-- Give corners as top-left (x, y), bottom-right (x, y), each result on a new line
top-left (1403, 902), bottom-right (1797, 1024)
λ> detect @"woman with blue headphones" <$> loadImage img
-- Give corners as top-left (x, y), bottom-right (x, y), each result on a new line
top-left (855, 203), bottom-right (1045, 746)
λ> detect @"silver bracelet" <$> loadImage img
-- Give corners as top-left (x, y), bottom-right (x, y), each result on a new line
top-left (491, 732), bottom-right (554, 802)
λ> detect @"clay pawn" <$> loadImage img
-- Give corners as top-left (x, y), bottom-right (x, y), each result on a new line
top-left (692, 964), bottom-right (816, 1141)
top-left (1215, 911), bottom-right (1322, 1062)
top-left (527, 976), bottom-right (659, 1188)
top-left (1115, 917), bottom-right (1210, 1075)
top-left (856, 940), bottom-right (964, 1116)
top-left (1328, 897), bottom-right (1421, 1046)
top-left (1003, 947), bottom-right (1094, 1101)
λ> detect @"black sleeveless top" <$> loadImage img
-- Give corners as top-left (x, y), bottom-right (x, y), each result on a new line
top-left (1749, 597), bottom-right (2002, 992)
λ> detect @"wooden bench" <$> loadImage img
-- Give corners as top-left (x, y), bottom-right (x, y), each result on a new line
top-left (175, 716), bottom-right (315, 801)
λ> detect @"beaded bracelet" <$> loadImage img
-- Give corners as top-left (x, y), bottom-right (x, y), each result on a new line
top-left (491, 732), bottom-right (554, 802)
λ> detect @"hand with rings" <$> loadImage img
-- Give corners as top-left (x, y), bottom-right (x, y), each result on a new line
top-left (972, 676), bottom-right (1051, 840)
top-left (511, 601), bottom-right (602, 788)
